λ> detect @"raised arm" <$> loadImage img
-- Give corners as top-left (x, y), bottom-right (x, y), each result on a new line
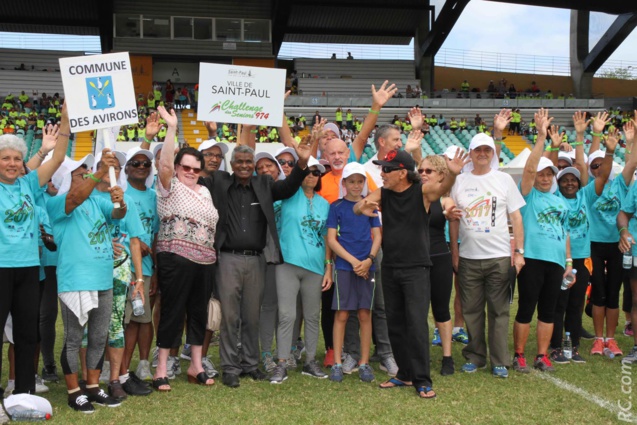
top-left (546, 124), bottom-right (563, 163)
top-left (429, 148), bottom-right (469, 202)
top-left (350, 81), bottom-right (397, 161)
top-left (36, 103), bottom-right (70, 187)
top-left (404, 128), bottom-right (423, 164)
top-left (493, 109), bottom-right (511, 158)
top-left (141, 112), bottom-right (159, 150)
top-left (521, 108), bottom-right (552, 196)
top-left (354, 188), bottom-right (382, 217)
top-left (26, 123), bottom-right (58, 171)
top-left (589, 111), bottom-right (610, 155)
top-left (156, 106), bottom-right (178, 190)
top-left (279, 91), bottom-right (297, 149)
top-left (239, 124), bottom-right (256, 150)
top-left (618, 121), bottom-right (636, 186)
top-left (572, 111), bottom-right (590, 186)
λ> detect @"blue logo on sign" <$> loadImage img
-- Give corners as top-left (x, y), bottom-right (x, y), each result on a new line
top-left (85, 76), bottom-right (115, 110)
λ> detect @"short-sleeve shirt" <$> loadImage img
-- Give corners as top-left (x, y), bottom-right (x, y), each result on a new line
top-left (620, 183), bottom-right (637, 256)
top-left (318, 171), bottom-right (378, 204)
top-left (39, 192), bottom-right (58, 267)
top-left (585, 177), bottom-right (628, 243)
top-left (46, 194), bottom-right (117, 293)
top-left (126, 185), bottom-right (159, 276)
top-left (0, 171), bottom-right (42, 268)
top-left (327, 198), bottom-right (381, 272)
top-left (521, 186), bottom-right (568, 266)
top-left (91, 191), bottom-right (145, 257)
top-left (450, 169), bottom-right (525, 259)
top-left (157, 177), bottom-right (218, 265)
top-left (555, 184), bottom-right (599, 259)
top-left (279, 189), bottom-right (330, 276)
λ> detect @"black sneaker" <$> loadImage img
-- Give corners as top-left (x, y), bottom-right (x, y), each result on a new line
top-left (128, 371), bottom-right (151, 389)
top-left (41, 365), bottom-right (59, 383)
top-left (240, 368), bottom-right (268, 381)
top-left (87, 389), bottom-right (122, 408)
top-left (440, 356), bottom-right (455, 376)
top-left (580, 327), bottom-right (595, 340)
top-left (107, 381), bottom-right (128, 402)
top-left (68, 394), bottom-right (95, 414)
top-left (549, 348), bottom-right (569, 364)
top-left (122, 377), bottom-right (152, 396)
top-left (571, 348), bottom-right (586, 364)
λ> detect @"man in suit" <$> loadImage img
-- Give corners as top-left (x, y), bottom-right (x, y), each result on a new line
top-left (200, 142), bottom-right (312, 388)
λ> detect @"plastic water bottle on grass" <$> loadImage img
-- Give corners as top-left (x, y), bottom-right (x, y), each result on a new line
top-left (6, 407), bottom-right (50, 421)
top-left (603, 347), bottom-right (615, 359)
top-left (562, 332), bottom-right (572, 360)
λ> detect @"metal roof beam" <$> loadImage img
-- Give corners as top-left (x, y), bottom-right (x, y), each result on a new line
top-left (0, 16), bottom-right (99, 28)
top-left (272, 0), bottom-right (294, 56)
top-left (583, 13), bottom-right (637, 73)
top-left (419, 0), bottom-right (470, 57)
top-left (284, 27), bottom-right (414, 38)
top-left (486, 0), bottom-right (637, 14)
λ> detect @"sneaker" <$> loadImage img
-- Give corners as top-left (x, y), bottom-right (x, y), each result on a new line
top-left (440, 357), bottom-right (455, 376)
top-left (606, 339), bottom-right (623, 356)
top-left (99, 361), bottom-right (110, 384)
top-left (461, 363), bottom-right (478, 373)
top-left (135, 360), bottom-right (152, 381)
top-left (202, 356), bottom-right (219, 379)
top-left (358, 364), bottom-right (375, 382)
top-left (580, 328), bottom-right (595, 340)
top-left (302, 360), bottom-right (327, 379)
top-left (512, 355), bottom-right (530, 373)
top-left (129, 371), bottom-right (151, 389)
top-left (87, 389), bottom-right (122, 407)
top-left (291, 347), bottom-right (302, 363)
top-left (34, 374), bottom-right (49, 394)
top-left (0, 402), bottom-right (9, 424)
top-left (492, 366), bottom-right (508, 378)
top-left (329, 364), bottom-right (344, 382)
top-left (180, 344), bottom-right (192, 361)
top-left (590, 338), bottom-right (604, 355)
top-left (286, 352), bottom-right (297, 370)
top-left (166, 356), bottom-right (177, 380)
top-left (262, 352), bottom-right (277, 374)
top-left (122, 378), bottom-right (152, 396)
top-left (432, 328), bottom-right (442, 346)
top-left (68, 394), bottom-right (95, 414)
top-left (624, 347), bottom-right (637, 364)
top-left (41, 365), bottom-right (59, 383)
top-left (269, 363), bottom-right (288, 384)
top-left (4, 381), bottom-right (14, 397)
top-left (78, 380), bottom-right (87, 393)
top-left (323, 348), bottom-right (335, 368)
top-left (151, 346), bottom-right (159, 368)
top-left (342, 353), bottom-right (359, 375)
top-left (571, 348), bottom-right (586, 364)
top-left (452, 328), bottom-right (470, 345)
top-left (625, 322), bottom-right (634, 337)
top-left (549, 348), bottom-right (570, 364)
top-left (534, 355), bottom-right (555, 372)
top-left (168, 356), bottom-right (181, 376)
top-left (296, 338), bottom-right (305, 354)
top-left (379, 356), bottom-right (398, 377)
top-left (107, 381), bottom-right (128, 401)
top-left (369, 350), bottom-right (380, 363)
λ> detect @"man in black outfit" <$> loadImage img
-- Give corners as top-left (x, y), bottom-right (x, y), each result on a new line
top-left (354, 146), bottom-right (466, 399)
top-left (200, 142), bottom-right (312, 388)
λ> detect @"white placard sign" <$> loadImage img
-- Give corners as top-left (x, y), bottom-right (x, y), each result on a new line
top-left (197, 63), bottom-right (285, 127)
top-left (59, 52), bottom-right (138, 133)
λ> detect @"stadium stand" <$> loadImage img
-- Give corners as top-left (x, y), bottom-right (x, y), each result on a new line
top-left (0, 49), bottom-right (71, 96)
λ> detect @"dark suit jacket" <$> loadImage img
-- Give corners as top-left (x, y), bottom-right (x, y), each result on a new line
top-left (200, 164), bottom-right (309, 264)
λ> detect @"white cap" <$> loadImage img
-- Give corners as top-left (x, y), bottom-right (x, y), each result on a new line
top-left (323, 123), bottom-right (340, 138)
top-left (52, 154), bottom-right (95, 195)
top-left (198, 139), bottom-right (229, 156)
top-left (557, 166), bottom-right (581, 181)
top-left (339, 162), bottom-right (367, 198)
top-left (464, 133), bottom-right (498, 172)
top-left (4, 394), bottom-right (53, 417)
top-left (443, 145), bottom-right (462, 159)
top-left (587, 149), bottom-right (615, 180)
top-left (152, 143), bottom-right (164, 158)
top-left (557, 151), bottom-right (573, 165)
top-left (122, 147), bottom-right (155, 189)
top-left (537, 156), bottom-right (558, 174)
top-left (275, 146), bottom-right (299, 161)
top-left (255, 152), bottom-right (285, 180)
top-left (93, 151), bottom-right (127, 189)
top-left (126, 147), bottom-right (154, 162)
top-left (307, 155), bottom-right (326, 174)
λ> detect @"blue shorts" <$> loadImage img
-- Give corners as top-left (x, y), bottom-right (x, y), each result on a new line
top-left (332, 269), bottom-right (375, 311)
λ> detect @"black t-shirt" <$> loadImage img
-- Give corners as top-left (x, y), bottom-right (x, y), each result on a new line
top-left (380, 183), bottom-right (431, 268)
top-left (428, 199), bottom-right (449, 256)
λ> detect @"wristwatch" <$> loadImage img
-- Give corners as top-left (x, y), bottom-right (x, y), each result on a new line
top-left (514, 248), bottom-right (524, 255)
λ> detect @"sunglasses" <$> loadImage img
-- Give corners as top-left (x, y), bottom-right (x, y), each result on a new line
top-left (128, 160), bottom-right (152, 168)
top-left (590, 163), bottom-right (602, 170)
top-left (382, 166), bottom-right (401, 174)
top-left (179, 164), bottom-right (202, 174)
top-left (418, 168), bottom-right (435, 175)
top-left (278, 159), bottom-right (295, 167)
top-left (310, 169), bottom-right (322, 176)
top-left (203, 152), bottom-right (223, 159)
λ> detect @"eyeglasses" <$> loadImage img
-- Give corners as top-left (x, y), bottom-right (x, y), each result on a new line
top-left (590, 163), bottom-right (602, 170)
top-left (278, 159), bottom-right (295, 167)
top-left (203, 152), bottom-right (223, 159)
top-left (128, 160), bottom-right (152, 168)
top-left (382, 166), bottom-right (401, 174)
top-left (310, 169), bottom-right (322, 176)
top-left (178, 164), bottom-right (202, 174)
top-left (418, 168), bottom-right (435, 175)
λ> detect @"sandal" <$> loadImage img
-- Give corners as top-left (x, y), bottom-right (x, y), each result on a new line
top-left (187, 372), bottom-right (214, 386)
top-left (416, 386), bottom-right (436, 399)
top-left (152, 377), bottom-right (171, 392)
top-left (379, 377), bottom-right (412, 389)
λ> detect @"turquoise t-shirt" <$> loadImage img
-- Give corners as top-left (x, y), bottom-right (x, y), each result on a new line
top-left (279, 189), bottom-right (330, 276)
top-left (46, 193), bottom-right (118, 293)
top-left (520, 186), bottom-right (568, 266)
top-left (620, 183), bottom-right (637, 256)
top-left (37, 191), bottom-right (58, 267)
top-left (555, 184), bottom-right (598, 259)
top-left (0, 171), bottom-right (42, 267)
top-left (37, 206), bottom-right (51, 280)
top-left (586, 177), bottom-right (628, 243)
top-left (125, 185), bottom-right (159, 276)
top-left (92, 191), bottom-right (145, 258)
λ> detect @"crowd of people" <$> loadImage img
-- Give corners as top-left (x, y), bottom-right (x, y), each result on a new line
top-left (1, 75), bottom-right (637, 419)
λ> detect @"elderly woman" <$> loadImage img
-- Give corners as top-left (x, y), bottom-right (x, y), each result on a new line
top-left (0, 107), bottom-right (68, 397)
top-left (153, 106), bottom-right (218, 391)
top-left (47, 148), bottom-right (127, 413)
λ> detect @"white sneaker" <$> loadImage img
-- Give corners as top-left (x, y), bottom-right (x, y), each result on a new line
top-left (151, 347), bottom-right (159, 368)
top-left (379, 356), bottom-right (399, 377)
top-left (166, 356), bottom-right (178, 380)
top-left (35, 374), bottom-right (49, 394)
top-left (202, 356), bottom-right (219, 379)
top-left (0, 403), bottom-right (9, 424)
top-left (135, 360), bottom-right (153, 381)
top-left (99, 361), bottom-right (110, 384)
top-left (4, 380), bottom-right (14, 397)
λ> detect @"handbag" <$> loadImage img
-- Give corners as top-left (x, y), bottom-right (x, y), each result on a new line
top-left (206, 298), bottom-right (222, 331)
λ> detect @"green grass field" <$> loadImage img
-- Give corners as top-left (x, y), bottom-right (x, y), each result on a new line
top-left (3, 290), bottom-right (637, 425)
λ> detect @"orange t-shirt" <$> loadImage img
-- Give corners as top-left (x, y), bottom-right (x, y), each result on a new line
top-left (318, 171), bottom-right (378, 204)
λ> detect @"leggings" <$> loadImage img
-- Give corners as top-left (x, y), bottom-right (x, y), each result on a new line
top-left (430, 252), bottom-right (453, 323)
top-left (39, 266), bottom-right (58, 368)
top-left (108, 260), bottom-right (131, 349)
top-left (516, 258), bottom-right (564, 324)
top-left (590, 241), bottom-right (623, 309)
top-left (623, 269), bottom-right (633, 313)
top-left (550, 258), bottom-right (589, 348)
top-left (60, 289), bottom-right (112, 375)
top-left (321, 286), bottom-right (335, 349)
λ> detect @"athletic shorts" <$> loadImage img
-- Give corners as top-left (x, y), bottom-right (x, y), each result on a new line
top-left (332, 269), bottom-right (375, 311)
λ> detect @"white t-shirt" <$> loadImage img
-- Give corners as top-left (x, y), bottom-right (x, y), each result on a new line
top-left (363, 153), bottom-right (382, 188)
top-left (450, 169), bottom-right (525, 259)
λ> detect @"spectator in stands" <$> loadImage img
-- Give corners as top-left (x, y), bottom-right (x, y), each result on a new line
top-left (406, 85), bottom-right (414, 98)
top-left (335, 107), bottom-right (343, 128)
top-left (312, 111), bottom-right (322, 127)
top-left (530, 81), bottom-right (540, 93)
top-left (331, 53), bottom-right (336, 59)
top-left (474, 114), bottom-right (482, 126)
top-left (487, 81), bottom-right (496, 93)
top-left (461, 80), bottom-right (470, 94)
top-left (347, 52), bottom-right (354, 60)
top-left (545, 90), bottom-right (554, 99)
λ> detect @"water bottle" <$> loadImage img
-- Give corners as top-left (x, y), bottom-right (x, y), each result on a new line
top-left (623, 237), bottom-right (633, 269)
top-left (6, 407), bottom-right (50, 421)
top-left (603, 347), bottom-right (615, 359)
top-left (561, 269), bottom-right (577, 290)
top-left (562, 332), bottom-right (572, 360)
top-left (130, 282), bottom-right (145, 316)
